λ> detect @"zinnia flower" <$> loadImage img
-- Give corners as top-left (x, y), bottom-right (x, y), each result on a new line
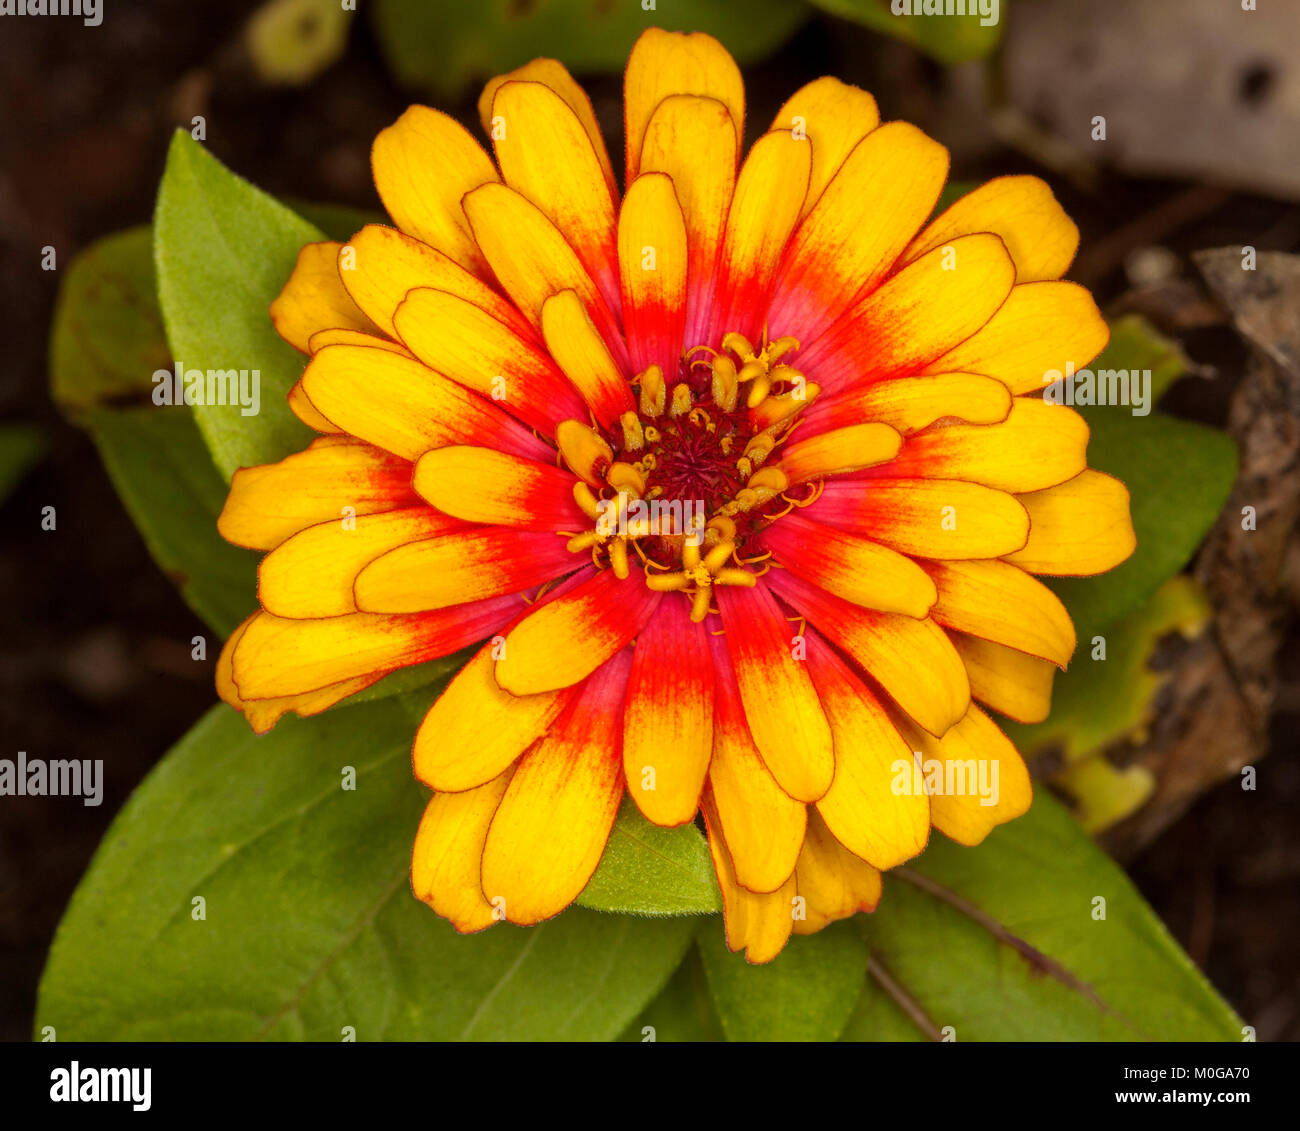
top-left (216, 29), bottom-right (1135, 962)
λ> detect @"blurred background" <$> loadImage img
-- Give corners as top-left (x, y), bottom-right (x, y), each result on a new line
top-left (2, 0), bottom-right (1298, 1041)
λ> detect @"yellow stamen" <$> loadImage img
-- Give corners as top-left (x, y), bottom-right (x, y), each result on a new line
top-left (638, 364), bottom-right (665, 418)
top-left (669, 382), bottom-right (692, 418)
top-left (620, 411), bottom-right (644, 452)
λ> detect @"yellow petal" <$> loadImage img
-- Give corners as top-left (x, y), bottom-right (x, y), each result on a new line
top-left (259, 506), bottom-right (459, 619)
top-left (925, 282), bottom-right (1109, 395)
top-left (232, 597), bottom-right (520, 700)
top-left (354, 527), bottom-right (575, 613)
top-left (806, 638), bottom-right (929, 870)
top-left (495, 568), bottom-right (662, 695)
top-left (413, 641), bottom-right (576, 793)
top-left (217, 614), bottom-right (379, 734)
top-left (481, 653), bottom-right (629, 924)
top-left (716, 583), bottom-right (833, 803)
top-left (767, 570), bottom-right (970, 738)
top-left (904, 175), bottom-right (1079, 283)
top-left (708, 130), bottom-right (811, 346)
top-left (639, 94), bottom-right (737, 345)
top-left (287, 378), bottom-right (340, 433)
top-left (949, 630), bottom-right (1056, 724)
top-left (792, 810), bottom-right (882, 935)
top-left (883, 398), bottom-right (1089, 494)
top-left (618, 173), bottom-right (688, 377)
top-left (491, 79), bottom-right (621, 313)
top-left (810, 477), bottom-right (1030, 560)
top-left (705, 631), bottom-right (805, 893)
top-left (541, 289), bottom-right (635, 430)
top-left (478, 57), bottom-right (616, 197)
top-left (623, 597), bottom-right (714, 827)
top-left (807, 373), bottom-right (1011, 436)
top-left (412, 446), bottom-right (586, 531)
top-left (393, 286), bottom-right (588, 436)
top-left (269, 241), bottom-right (379, 353)
top-left (625, 28), bottom-right (743, 182)
top-left (796, 233), bottom-right (1016, 391)
top-left (769, 76), bottom-right (880, 215)
top-left (780, 422), bottom-right (902, 483)
top-left (768, 121), bottom-right (949, 343)
top-left (338, 224), bottom-right (533, 342)
top-left (217, 437), bottom-right (417, 551)
top-left (892, 704), bottom-right (1033, 846)
top-left (307, 327), bottom-right (412, 356)
top-left (411, 769), bottom-right (514, 933)
top-left (462, 183), bottom-right (628, 370)
top-left (301, 343), bottom-right (551, 462)
top-left (763, 512), bottom-right (938, 618)
top-left (371, 105), bottom-right (498, 276)
top-left (1004, 470), bottom-right (1137, 575)
top-left (703, 794), bottom-right (796, 964)
top-left (920, 559), bottom-right (1077, 668)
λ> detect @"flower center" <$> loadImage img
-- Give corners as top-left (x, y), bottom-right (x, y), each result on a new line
top-left (557, 331), bottom-right (822, 621)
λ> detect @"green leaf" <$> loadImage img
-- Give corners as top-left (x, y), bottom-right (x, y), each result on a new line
top-left (371, 0), bottom-right (807, 98)
top-left (853, 791), bottom-right (1244, 1040)
top-left (698, 919), bottom-right (871, 1041)
top-left (49, 226), bottom-right (171, 416)
top-left (154, 130), bottom-right (320, 479)
top-left (0, 423), bottom-right (47, 505)
top-left (619, 944), bottom-right (724, 1042)
top-left (1096, 314), bottom-right (1196, 403)
top-left (807, 0), bottom-right (1005, 65)
top-left (37, 691), bottom-right (697, 1041)
top-left (1050, 408), bottom-right (1236, 640)
top-left (85, 407), bottom-right (258, 636)
top-left (1005, 576), bottom-right (1211, 829)
top-left (578, 800), bottom-right (719, 916)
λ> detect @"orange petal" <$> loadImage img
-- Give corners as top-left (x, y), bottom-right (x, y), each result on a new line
top-left (618, 173), bottom-right (689, 378)
top-left (639, 94), bottom-right (737, 346)
top-left (707, 130), bottom-right (811, 346)
top-left (705, 627), bottom-right (805, 893)
top-left (780, 422), bottom-right (902, 483)
top-left (792, 809), bottom-right (882, 935)
top-left (413, 637), bottom-right (579, 793)
top-left (541, 289), bottom-right (635, 430)
top-left (769, 121), bottom-right (949, 344)
top-left (809, 477), bottom-right (1030, 560)
top-left (481, 652), bottom-right (630, 924)
top-left (800, 373), bottom-right (1011, 437)
top-left (338, 224), bottom-right (534, 343)
top-left (805, 635), bottom-right (929, 870)
top-left (354, 527), bottom-right (576, 613)
top-left (702, 793), bottom-right (796, 964)
top-left (877, 398), bottom-right (1089, 494)
top-left (495, 569), bottom-right (662, 695)
top-left (949, 630), bottom-right (1056, 724)
top-left (891, 703), bottom-right (1033, 846)
top-left (491, 79), bottom-right (621, 315)
top-left (231, 594), bottom-right (523, 700)
top-left (462, 183), bottom-right (629, 372)
top-left (716, 583), bottom-right (833, 802)
top-left (412, 446), bottom-right (587, 531)
top-left (768, 570), bottom-right (970, 738)
top-left (623, 596), bottom-right (714, 826)
top-left (287, 378), bottom-right (340, 433)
